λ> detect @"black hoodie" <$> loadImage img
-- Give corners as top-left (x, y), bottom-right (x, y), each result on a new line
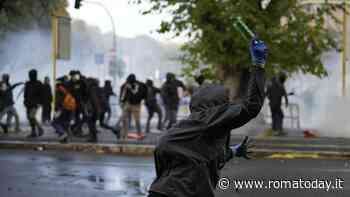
top-left (119, 74), bottom-right (147, 105)
top-left (24, 70), bottom-right (43, 108)
top-left (0, 80), bottom-right (23, 107)
top-left (149, 67), bottom-right (265, 197)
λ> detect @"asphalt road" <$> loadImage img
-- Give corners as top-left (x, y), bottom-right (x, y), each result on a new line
top-left (0, 150), bottom-right (349, 197)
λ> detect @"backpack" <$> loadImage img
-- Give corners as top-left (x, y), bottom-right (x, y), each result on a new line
top-left (59, 85), bottom-right (77, 111)
top-left (63, 92), bottom-right (77, 111)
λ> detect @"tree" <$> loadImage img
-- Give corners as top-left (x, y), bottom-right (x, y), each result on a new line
top-left (0, 0), bottom-right (68, 34)
top-left (134, 0), bottom-right (344, 99)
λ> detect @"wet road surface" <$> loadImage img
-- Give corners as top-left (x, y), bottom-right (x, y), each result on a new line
top-left (0, 149), bottom-right (349, 197)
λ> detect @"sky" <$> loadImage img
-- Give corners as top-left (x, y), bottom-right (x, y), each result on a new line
top-left (67, 0), bottom-right (185, 43)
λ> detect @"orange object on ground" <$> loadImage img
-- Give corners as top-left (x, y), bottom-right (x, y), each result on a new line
top-left (303, 130), bottom-right (318, 138)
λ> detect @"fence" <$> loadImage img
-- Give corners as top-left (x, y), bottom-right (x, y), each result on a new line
top-left (262, 102), bottom-right (301, 130)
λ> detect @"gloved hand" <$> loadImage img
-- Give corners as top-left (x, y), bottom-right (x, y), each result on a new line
top-left (230, 136), bottom-right (254, 160)
top-left (54, 111), bottom-right (62, 119)
top-left (250, 38), bottom-right (268, 67)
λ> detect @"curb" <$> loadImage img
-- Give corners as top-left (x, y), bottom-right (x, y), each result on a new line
top-left (0, 141), bottom-right (155, 156)
top-left (1, 141), bottom-right (350, 160)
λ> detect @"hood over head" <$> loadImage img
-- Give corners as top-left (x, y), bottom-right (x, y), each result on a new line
top-left (126, 74), bottom-right (136, 84)
top-left (166, 72), bottom-right (175, 82)
top-left (189, 84), bottom-right (229, 113)
top-left (28, 69), bottom-right (38, 81)
top-left (2, 74), bottom-right (9, 83)
top-left (146, 79), bottom-right (153, 87)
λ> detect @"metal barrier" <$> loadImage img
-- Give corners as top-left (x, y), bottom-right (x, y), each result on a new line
top-left (262, 102), bottom-right (301, 130)
top-left (110, 95), bottom-right (300, 131)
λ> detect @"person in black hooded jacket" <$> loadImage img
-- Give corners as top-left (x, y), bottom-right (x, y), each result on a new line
top-left (119, 74), bottom-right (147, 139)
top-left (41, 76), bottom-right (53, 124)
top-left (148, 38), bottom-right (267, 197)
top-left (69, 70), bottom-right (88, 137)
top-left (161, 73), bottom-right (186, 130)
top-left (0, 74), bottom-right (23, 133)
top-left (24, 69), bottom-right (44, 138)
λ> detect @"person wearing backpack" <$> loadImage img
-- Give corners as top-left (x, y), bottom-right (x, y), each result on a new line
top-left (24, 69), bottom-right (44, 138)
top-left (68, 70), bottom-right (88, 137)
top-left (119, 74), bottom-right (147, 139)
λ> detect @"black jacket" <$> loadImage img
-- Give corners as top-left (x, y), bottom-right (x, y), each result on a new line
top-left (266, 78), bottom-right (287, 109)
top-left (161, 79), bottom-right (186, 110)
top-left (42, 83), bottom-right (53, 105)
top-left (68, 79), bottom-right (88, 105)
top-left (24, 81), bottom-right (43, 108)
top-left (149, 67), bottom-right (265, 197)
top-left (0, 82), bottom-right (22, 108)
top-left (119, 81), bottom-right (147, 105)
top-left (146, 86), bottom-right (161, 108)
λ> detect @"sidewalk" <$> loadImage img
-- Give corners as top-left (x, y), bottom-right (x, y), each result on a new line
top-left (1, 124), bottom-right (350, 159)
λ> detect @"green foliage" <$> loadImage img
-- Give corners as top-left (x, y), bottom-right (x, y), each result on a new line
top-left (0, 0), bottom-right (68, 32)
top-left (134, 0), bottom-right (344, 79)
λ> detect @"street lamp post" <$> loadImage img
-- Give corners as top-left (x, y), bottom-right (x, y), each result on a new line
top-left (84, 1), bottom-right (117, 82)
top-left (84, 1), bottom-right (116, 53)
top-left (300, 0), bottom-right (349, 97)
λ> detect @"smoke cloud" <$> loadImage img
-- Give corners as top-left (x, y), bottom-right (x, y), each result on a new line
top-left (287, 51), bottom-right (350, 138)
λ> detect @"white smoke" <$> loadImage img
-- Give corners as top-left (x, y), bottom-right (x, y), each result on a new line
top-left (0, 26), bottom-right (110, 119)
top-left (0, 22), bottom-right (185, 122)
top-left (287, 51), bottom-right (350, 138)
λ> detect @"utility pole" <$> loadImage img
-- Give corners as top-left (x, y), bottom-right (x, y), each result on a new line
top-left (342, 4), bottom-right (348, 97)
top-left (51, 16), bottom-right (58, 113)
top-left (300, 0), bottom-right (349, 97)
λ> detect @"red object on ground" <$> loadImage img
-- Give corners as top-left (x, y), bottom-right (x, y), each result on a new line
top-left (127, 133), bottom-right (145, 140)
top-left (303, 130), bottom-right (318, 138)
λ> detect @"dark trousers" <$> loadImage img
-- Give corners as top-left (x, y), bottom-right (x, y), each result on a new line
top-left (270, 106), bottom-right (284, 132)
top-left (146, 104), bottom-right (163, 133)
top-left (42, 103), bottom-right (52, 123)
top-left (105, 105), bottom-right (112, 122)
top-left (52, 110), bottom-right (71, 136)
top-left (87, 112), bottom-right (99, 142)
top-left (164, 105), bottom-right (178, 130)
top-left (148, 192), bottom-right (168, 197)
top-left (72, 106), bottom-right (86, 135)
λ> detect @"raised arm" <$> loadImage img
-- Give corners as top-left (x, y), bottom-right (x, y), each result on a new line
top-left (207, 39), bottom-right (267, 131)
top-left (207, 67), bottom-right (265, 131)
top-left (10, 82), bottom-right (24, 91)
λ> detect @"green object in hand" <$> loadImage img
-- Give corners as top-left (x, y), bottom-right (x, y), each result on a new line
top-left (233, 17), bottom-right (255, 41)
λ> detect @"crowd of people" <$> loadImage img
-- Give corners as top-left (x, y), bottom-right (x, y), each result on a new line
top-left (0, 63), bottom-right (291, 144)
top-left (0, 69), bottom-right (187, 143)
